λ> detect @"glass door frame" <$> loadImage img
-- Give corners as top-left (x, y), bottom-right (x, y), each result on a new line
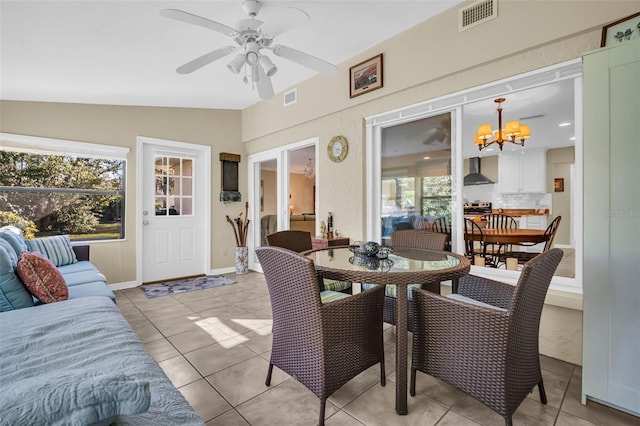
top-left (247, 137), bottom-right (319, 272)
top-left (365, 59), bottom-right (583, 295)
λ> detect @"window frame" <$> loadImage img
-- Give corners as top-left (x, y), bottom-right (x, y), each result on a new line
top-left (364, 59), bottom-right (583, 299)
top-left (0, 133), bottom-right (130, 241)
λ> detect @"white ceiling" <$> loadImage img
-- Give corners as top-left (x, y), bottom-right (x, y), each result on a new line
top-left (0, 0), bottom-right (464, 110)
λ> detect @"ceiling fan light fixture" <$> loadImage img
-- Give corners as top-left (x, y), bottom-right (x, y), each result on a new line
top-left (259, 55), bottom-right (277, 77)
top-left (245, 42), bottom-right (260, 65)
top-left (227, 53), bottom-right (246, 74)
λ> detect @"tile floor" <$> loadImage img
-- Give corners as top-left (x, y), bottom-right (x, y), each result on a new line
top-left (116, 272), bottom-right (638, 426)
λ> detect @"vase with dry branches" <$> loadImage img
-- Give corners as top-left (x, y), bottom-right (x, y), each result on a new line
top-left (226, 202), bottom-right (250, 274)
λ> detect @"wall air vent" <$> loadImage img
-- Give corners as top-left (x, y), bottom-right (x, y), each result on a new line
top-left (283, 88), bottom-right (297, 107)
top-left (459, 0), bottom-right (498, 32)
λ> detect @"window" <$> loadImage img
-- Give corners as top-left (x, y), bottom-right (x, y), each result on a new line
top-left (0, 133), bottom-right (129, 241)
top-left (154, 155), bottom-right (193, 216)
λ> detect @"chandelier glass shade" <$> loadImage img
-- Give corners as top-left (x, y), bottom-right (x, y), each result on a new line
top-left (303, 158), bottom-right (315, 179)
top-left (474, 98), bottom-right (531, 151)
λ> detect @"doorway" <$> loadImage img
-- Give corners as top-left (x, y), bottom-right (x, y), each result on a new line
top-left (137, 136), bottom-right (211, 284)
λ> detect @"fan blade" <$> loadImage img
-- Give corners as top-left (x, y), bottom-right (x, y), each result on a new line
top-left (272, 45), bottom-right (337, 75)
top-left (259, 7), bottom-right (309, 39)
top-left (256, 66), bottom-right (274, 99)
top-left (176, 46), bottom-right (235, 74)
top-left (160, 9), bottom-right (237, 36)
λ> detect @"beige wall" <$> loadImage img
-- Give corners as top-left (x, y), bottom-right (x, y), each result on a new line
top-left (0, 101), bottom-right (243, 283)
top-left (260, 170), bottom-right (277, 216)
top-left (547, 147), bottom-right (576, 245)
top-left (289, 173), bottom-right (315, 215)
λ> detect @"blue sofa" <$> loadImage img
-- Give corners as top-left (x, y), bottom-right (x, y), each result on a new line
top-left (0, 226), bottom-right (115, 311)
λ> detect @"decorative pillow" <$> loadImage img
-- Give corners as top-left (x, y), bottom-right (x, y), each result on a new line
top-left (26, 235), bottom-right (78, 267)
top-left (0, 242), bottom-right (35, 311)
top-left (0, 369), bottom-right (151, 426)
top-left (17, 251), bottom-right (68, 303)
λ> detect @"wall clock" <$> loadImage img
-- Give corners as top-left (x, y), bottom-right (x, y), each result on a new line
top-left (328, 136), bottom-right (348, 163)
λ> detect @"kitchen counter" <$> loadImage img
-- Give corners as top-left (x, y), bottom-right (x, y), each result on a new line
top-left (492, 208), bottom-right (549, 217)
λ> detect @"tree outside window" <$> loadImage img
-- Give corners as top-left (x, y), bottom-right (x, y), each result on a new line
top-left (0, 151), bottom-right (125, 240)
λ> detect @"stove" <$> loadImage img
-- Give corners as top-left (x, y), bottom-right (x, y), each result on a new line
top-left (463, 202), bottom-right (492, 214)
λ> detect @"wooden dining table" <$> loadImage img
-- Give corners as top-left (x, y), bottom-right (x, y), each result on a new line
top-left (465, 227), bottom-right (548, 271)
top-left (304, 246), bottom-right (470, 416)
top-left (476, 227), bottom-right (548, 245)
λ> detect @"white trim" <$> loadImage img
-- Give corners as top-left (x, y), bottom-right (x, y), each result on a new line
top-left (136, 136), bottom-right (211, 286)
top-left (210, 266), bottom-right (236, 275)
top-left (0, 132), bottom-right (130, 160)
top-left (109, 281), bottom-right (138, 290)
top-left (365, 59), bottom-right (583, 295)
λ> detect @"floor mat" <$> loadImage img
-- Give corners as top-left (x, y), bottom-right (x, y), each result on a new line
top-left (141, 275), bottom-right (236, 298)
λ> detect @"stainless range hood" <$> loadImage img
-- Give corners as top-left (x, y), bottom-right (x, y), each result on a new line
top-left (464, 157), bottom-right (494, 186)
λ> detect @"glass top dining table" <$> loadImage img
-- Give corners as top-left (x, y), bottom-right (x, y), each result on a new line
top-left (305, 246), bottom-right (471, 415)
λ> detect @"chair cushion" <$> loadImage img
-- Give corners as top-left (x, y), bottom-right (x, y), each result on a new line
top-left (320, 290), bottom-right (350, 304)
top-left (0, 241), bottom-right (35, 311)
top-left (26, 235), bottom-right (78, 267)
top-left (66, 282), bottom-right (116, 302)
top-left (322, 278), bottom-right (352, 292)
top-left (17, 252), bottom-right (68, 304)
top-left (447, 293), bottom-right (507, 311)
top-left (362, 283), bottom-right (422, 300)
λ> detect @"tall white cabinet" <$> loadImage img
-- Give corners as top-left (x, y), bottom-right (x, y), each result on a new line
top-left (583, 39), bottom-right (640, 415)
top-left (498, 149), bottom-right (546, 193)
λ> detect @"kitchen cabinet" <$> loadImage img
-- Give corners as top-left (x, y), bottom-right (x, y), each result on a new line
top-left (520, 215), bottom-right (547, 230)
top-left (498, 149), bottom-right (546, 193)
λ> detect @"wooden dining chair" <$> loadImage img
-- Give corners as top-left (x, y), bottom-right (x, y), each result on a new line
top-left (506, 216), bottom-right (562, 265)
top-left (463, 218), bottom-right (488, 265)
top-left (431, 216), bottom-right (451, 251)
top-left (410, 248), bottom-right (564, 425)
top-left (255, 246), bottom-right (386, 426)
top-left (363, 229), bottom-right (447, 331)
top-left (265, 230), bottom-right (352, 293)
top-left (482, 213), bottom-right (518, 265)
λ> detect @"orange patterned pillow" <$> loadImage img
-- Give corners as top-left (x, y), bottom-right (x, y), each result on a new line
top-left (17, 252), bottom-right (68, 303)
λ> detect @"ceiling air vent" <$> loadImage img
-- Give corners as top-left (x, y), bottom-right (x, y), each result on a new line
top-left (459, 0), bottom-right (498, 32)
top-left (283, 88), bottom-right (297, 107)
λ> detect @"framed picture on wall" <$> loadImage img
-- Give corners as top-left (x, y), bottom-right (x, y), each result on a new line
top-left (600, 11), bottom-right (640, 47)
top-left (349, 54), bottom-right (383, 98)
top-left (554, 178), bottom-right (565, 192)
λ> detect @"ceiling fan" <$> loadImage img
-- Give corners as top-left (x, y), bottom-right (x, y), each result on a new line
top-left (160, 1), bottom-right (338, 100)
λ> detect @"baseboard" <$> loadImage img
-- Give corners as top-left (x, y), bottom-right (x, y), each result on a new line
top-left (210, 267), bottom-right (236, 275)
top-left (109, 281), bottom-right (138, 290)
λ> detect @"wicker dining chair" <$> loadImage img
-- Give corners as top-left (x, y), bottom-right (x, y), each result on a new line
top-left (265, 230), bottom-right (352, 293)
top-left (410, 248), bottom-right (564, 426)
top-left (255, 246), bottom-right (386, 426)
top-left (363, 230), bottom-right (447, 331)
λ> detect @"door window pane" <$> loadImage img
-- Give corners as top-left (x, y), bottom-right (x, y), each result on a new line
top-left (155, 155), bottom-right (194, 216)
top-left (381, 113), bottom-right (453, 247)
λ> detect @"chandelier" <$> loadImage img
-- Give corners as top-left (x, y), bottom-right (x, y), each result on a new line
top-left (303, 158), bottom-right (315, 179)
top-left (474, 98), bottom-right (531, 151)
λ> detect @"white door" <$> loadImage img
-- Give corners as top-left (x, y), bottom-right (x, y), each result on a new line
top-left (141, 142), bottom-right (207, 283)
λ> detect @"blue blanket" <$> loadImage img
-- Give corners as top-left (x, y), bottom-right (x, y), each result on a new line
top-left (0, 297), bottom-right (203, 425)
